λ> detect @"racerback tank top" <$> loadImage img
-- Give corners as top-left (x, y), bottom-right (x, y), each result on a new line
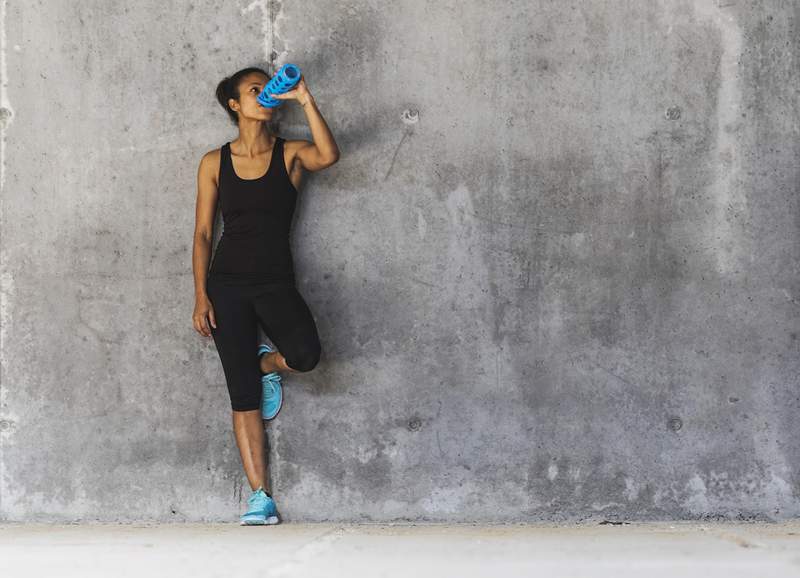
top-left (208, 136), bottom-right (298, 284)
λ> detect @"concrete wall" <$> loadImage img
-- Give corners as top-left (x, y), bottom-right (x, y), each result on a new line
top-left (0, 0), bottom-right (798, 523)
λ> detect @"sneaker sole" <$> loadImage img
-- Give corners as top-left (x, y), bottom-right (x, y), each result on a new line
top-left (263, 392), bottom-right (283, 420)
top-left (262, 376), bottom-right (283, 421)
top-left (259, 343), bottom-right (283, 421)
top-left (239, 515), bottom-right (279, 525)
top-left (240, 517), bottom-right (267, 525)
top-left (258, 343), bottom-right (274, 360)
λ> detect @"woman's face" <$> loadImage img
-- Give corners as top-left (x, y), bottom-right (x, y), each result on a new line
top-left (231, 72), bottom-right (274, 122)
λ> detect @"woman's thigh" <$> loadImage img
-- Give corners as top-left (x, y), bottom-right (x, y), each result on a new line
top-left (253, 286), bottom-right (322, 372)
top-left (207, 280), bottom-right (262, 411)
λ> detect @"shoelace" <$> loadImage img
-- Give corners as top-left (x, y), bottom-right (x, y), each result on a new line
top-left (246, 493), bottom-right (275, 519)
top-left (262, 373), bottom-right (280, 393)
top-left (247, 490), bottom-right (268, 507)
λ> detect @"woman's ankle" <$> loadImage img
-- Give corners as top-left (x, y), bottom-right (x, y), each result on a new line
top-left (259, 351), bottom-right (279, 373)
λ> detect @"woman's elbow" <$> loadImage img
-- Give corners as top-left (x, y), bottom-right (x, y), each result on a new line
top-left (194, 228), bottom-right (213, 245)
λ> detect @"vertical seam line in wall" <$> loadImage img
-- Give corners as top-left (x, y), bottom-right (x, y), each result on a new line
top-left (242, 0), bottom-right (276, 74)
top-left (0, 0), bottom-right (9, 518)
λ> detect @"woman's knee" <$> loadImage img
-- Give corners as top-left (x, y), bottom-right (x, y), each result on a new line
top-left (285, 343), bottom-right (321, 372)
top-left (231, 392), bottom-right (260, 412)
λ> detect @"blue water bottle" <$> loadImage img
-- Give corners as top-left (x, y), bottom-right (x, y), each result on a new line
top-left (257, 63), bottom-right (301, 108)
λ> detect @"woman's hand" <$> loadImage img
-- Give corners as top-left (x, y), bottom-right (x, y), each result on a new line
top-left (193, 295), bottom-right (217, 337)
top-left (269, 74), bottom-right (313, 106)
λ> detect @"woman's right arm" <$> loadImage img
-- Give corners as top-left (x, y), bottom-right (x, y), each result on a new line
top-left (192, 149), bottom-right (220, 337)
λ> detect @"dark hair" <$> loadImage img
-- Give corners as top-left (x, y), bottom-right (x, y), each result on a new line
top-left (215, 66), bottom-right (271, 125)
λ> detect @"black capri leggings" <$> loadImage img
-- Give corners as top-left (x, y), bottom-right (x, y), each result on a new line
top-left (206, 277), bottom-right (322, 411)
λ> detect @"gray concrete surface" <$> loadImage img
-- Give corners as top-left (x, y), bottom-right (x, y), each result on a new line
top-left (1, 521), bottom-right (799, 577)
top-left (0, 1), bottom-right (798, 523)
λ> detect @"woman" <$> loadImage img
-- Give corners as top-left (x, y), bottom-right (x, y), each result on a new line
top-left (191, 66), bottom-right (339, 525)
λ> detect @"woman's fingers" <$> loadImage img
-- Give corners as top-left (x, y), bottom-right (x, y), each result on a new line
top-left (193, 313), bottom-right (212, 337)
top-left (193, 315), bottom-right (205, 336)
top-left (269, 74), bottom-right (306, 100)
top-left (208, 308), bottom-right (217, 329)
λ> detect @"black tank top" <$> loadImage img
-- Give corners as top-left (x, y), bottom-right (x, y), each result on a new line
top-left (208, 137), bottom-right (298, 284)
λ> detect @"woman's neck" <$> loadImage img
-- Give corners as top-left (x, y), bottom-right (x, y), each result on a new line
top-left (234, 123), bottom-right (274, 156)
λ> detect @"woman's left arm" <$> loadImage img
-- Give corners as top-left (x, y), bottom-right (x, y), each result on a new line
top-left (270, 75), bottom-right (340, 171)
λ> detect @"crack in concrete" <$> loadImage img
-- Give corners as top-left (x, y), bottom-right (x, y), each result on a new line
top-left (709, 527), bottom-right (765, 549)
top-left (384, 129), bottom-right (411, 181)
top-left (268, 525), bottom-right (349, 576)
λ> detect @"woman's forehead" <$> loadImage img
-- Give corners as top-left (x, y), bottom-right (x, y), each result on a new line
top-left (242, 72), bottom-right (269, 84)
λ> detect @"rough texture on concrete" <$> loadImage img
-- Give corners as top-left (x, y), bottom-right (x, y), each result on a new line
top-left (0, 521), bottom-right (799, 577)
top-left (0, 1), bottom-right (798, 523)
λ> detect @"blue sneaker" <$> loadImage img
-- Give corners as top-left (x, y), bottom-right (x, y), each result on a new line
top-left (263, 493), bottom-right (280, 525)
top-left (258, 343), bottom-right (283, 420)
top-left (239, 487), bottom-right (281, 525)
top-left (240, 488), bottom-right (268, 525)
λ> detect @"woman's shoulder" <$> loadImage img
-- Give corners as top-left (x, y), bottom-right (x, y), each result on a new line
top-left (202, 141), bottom-right (231, 164)
top-left (198, 144), bottom-right (226, 183)
top-left (282, 137), bottom-right (313, 152)
top-left (200, 144), bottom-right (225, 163)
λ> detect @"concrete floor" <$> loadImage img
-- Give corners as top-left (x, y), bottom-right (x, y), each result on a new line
top-left (0, 521), bottom-right (798, 577)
